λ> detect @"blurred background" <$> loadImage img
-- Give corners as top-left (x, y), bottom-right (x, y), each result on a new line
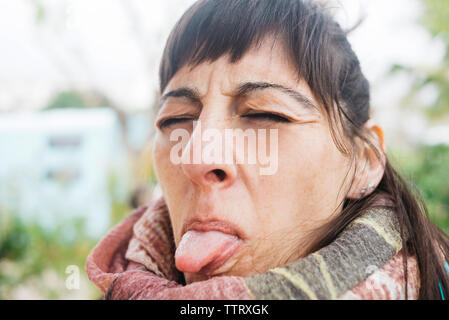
top-left (0, 0), bottom-right (448, 299)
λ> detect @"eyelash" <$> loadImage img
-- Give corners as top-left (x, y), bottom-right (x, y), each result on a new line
top-left (157, 116), bottom-right (194, 128)
top-left (157, 112), bottom-right (290, 129)
top-left (241, 112), bottom-right (290, 123)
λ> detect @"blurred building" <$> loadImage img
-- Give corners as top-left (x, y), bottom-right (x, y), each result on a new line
top-left (0, 108), bottom-right (131, 238)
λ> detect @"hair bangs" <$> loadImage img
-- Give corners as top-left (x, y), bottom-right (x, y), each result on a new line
top-left (159, 0), bottom-right (311, 93)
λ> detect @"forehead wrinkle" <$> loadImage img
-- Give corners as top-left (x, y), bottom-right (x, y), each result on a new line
top-left (236, 82), bottom-right (315, 105)
top-left (165, 56), bottom-right (237, 102)
top-left (161, 41), bottom-right (316, 113)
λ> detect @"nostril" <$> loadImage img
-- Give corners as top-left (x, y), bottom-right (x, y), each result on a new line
top-left (211, 169), bottom-right (227, 182)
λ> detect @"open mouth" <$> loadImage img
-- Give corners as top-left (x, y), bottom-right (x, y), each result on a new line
top-left (195, 233), bottom-right (243, 275)
top-left (175, 221), bottom-right (244, 275)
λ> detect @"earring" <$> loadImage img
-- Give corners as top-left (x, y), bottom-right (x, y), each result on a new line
top-left (360, 182), bottom-right (375, 197)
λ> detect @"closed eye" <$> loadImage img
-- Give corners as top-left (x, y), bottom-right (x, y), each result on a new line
top-left (241, 112), bottom-right (291, 123)
top-left (157, 116), bottom-right (194, 129)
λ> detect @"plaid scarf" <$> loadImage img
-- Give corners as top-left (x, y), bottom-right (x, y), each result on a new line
top-left (86, 197), bottom-right (419, 299)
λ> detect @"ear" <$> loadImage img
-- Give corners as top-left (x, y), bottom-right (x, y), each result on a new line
top-left (346, 119), bottom-right (386, 199)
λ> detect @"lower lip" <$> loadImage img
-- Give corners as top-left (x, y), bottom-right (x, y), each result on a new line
top-left (197, 239), bottom-right (243, 275)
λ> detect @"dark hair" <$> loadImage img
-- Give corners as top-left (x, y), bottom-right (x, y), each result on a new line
top-left (158, 0), bottom-right (449, 299)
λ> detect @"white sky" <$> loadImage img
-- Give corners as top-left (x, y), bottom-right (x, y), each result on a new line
top-left (0, 0), bottom-right (195, 112)
top-left (0, 0), bottom-right (446, 143)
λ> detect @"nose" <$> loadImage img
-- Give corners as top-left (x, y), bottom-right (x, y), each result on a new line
top-left (180, 120), bottom-right (237, 190)
top-left (182, 162), bottom-right (237, 189)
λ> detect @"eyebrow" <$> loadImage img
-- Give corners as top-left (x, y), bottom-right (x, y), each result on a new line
top-left (159, 81), bottom-right (318, 110)
top-left (236, 82), bottom-right (318, 110)
top-left (160, 87), bottom-right (202, 105)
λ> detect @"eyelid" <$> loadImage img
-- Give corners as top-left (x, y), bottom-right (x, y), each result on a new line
top-left (241, 111), bottom-right (292, 122)
top-left (156, 115), bottom-right (195, 129)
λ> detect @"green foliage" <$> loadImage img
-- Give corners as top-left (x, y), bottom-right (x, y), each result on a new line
top-left (0, 169), bottom-right (142, 299)
top-left (0, 217), bottom-right (30, 261)
top-left (386, 0), bottom-right (449, 234)
top-left (0, 211), bottom-right (101, 299)
top-left (422, 0), bottom-right (449, 40)
top-left (31, 0), bottom-right (46, 24)
top-left (389, 144), bottom-right (449, 235)
top-left (45, 91), bottom-right (88, 110)
top-left (386, 0), bottom-right (449, 235)
top-left (389, 0), bottom-right (449, 120)
top-left (44, 90), bottom-right (111, 110)
top-left (107, 173), bottom-right (133, 227)
top-left (0, 171), bottom-right (137, 299)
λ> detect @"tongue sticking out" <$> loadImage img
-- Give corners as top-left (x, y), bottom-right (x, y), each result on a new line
top-left (175, 230), bottom-right (242, 274)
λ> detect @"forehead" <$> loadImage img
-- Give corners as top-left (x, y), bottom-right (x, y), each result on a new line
top-left (163, 36), bottom-right (310, 97)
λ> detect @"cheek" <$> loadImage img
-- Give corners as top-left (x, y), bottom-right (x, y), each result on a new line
top-left (290, 131), bottom-right (347, 197)
top-left (152, 134), bottom-right (174, 188)
top-left (152, 135), bottom-right (187, 239)
top-left (261, 126), bottom-right (349, 226)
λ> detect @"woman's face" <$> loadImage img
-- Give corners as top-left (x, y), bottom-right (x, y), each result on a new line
top-left (153, 37), bottom-right (353, 283)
